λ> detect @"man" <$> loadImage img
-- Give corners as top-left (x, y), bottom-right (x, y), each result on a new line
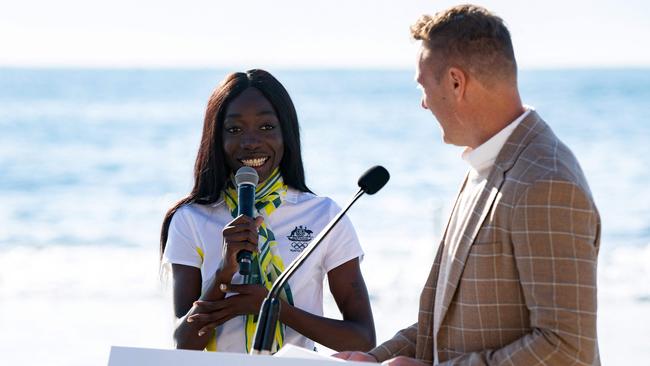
top-left (336, 4), bottom-right (600, 365)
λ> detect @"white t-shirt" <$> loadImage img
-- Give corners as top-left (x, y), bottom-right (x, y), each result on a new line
top-left (162, 187), bottom-right (364, 352)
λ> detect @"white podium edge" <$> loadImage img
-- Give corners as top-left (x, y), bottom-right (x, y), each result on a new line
top-left (108, 346), bottom-right (376, 366)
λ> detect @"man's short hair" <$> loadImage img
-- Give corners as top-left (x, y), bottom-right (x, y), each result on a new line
top-left (411, 4), bottom-right (517, 85)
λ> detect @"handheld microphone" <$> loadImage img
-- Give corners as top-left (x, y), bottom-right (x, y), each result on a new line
top-left (235, 166), bottom-right (259, 276)
top-left (250, 165), bottom-right (390, 354)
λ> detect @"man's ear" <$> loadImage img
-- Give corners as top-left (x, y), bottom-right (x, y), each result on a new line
top-left (448, 67), bottom-right (466, 100)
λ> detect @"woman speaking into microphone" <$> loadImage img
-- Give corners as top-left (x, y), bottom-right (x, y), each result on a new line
top-left (159, 69), bottom-right (375, 354)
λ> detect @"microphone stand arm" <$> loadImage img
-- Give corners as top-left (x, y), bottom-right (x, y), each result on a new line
top-left (250, 188), bottom-right (366, 355)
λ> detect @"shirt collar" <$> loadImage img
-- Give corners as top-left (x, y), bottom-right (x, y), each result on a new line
top-left (462, 106), bottom-right (532, 175)
top-left (284, 188), bottom-right (299, 204)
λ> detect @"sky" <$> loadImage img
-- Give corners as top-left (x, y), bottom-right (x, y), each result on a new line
top-left (1, 0), bottom-right (649, 69)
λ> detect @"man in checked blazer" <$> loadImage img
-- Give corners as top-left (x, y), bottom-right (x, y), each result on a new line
top-left (336, 4), bottom-right (600, 366)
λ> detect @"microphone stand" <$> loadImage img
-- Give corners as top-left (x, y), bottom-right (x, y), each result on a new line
top-left (249, 188), bottom-right (366, 355)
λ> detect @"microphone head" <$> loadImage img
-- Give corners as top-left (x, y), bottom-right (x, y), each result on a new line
top-left (235, 166), bottom-right (259, 186)
top-left (358, 165), bottom-right (389, 195)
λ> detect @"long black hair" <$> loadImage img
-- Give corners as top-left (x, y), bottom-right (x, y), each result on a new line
top-left (160, 69), bottom-right (311, 259)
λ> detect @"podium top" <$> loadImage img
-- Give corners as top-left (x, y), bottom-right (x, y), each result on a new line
top-left (108, 346), bottom-right (377, 366)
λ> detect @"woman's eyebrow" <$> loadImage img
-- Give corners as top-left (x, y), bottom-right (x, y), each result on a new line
top-left (256, 110), bottom-right (277, 117)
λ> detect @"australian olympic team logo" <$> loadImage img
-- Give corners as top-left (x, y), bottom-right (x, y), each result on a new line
top-left (287, 225), bottom-right (313, 252)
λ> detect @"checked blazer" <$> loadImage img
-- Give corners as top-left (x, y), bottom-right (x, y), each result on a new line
top-left (368, 111), bottom-right (601, 365)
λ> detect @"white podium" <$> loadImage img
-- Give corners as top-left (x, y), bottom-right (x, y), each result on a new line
top-left (108, 346), bottom-right (376, 366)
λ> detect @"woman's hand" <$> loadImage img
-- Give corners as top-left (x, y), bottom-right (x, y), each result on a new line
top-left (187, 283), bottom-right (269, 336)
top-left (220, 215), bottom-right (263, 276)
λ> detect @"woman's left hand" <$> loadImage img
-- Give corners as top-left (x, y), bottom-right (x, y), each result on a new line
top-left (187, 284), bottom-right (269, 336)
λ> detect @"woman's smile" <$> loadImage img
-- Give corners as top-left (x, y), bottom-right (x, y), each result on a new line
top-left (239, 156), bottom-right (269, 168)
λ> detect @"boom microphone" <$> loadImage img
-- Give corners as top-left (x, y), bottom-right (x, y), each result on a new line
top-left (358, 165), bottom-right (390, 195)
top-left (250, 165), bottom-right (390, 354)
top-left (235, 166), bottom-right (259, 276)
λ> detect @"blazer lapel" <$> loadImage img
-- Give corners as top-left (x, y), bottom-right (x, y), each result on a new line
top-left (433, 110), bottom-right (546, 339)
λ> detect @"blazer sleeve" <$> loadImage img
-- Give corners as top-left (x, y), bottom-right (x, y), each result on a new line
top-left (441, 178), bottom-right (601, 365)
top-left (367, 323), bottom-right (418, 362)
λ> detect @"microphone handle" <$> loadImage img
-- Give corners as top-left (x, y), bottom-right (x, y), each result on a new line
top-left (237, 183), bottom-right (256, 275)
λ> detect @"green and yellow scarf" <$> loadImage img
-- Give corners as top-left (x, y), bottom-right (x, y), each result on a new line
top-left (214, 167), bottom-right (294, 353)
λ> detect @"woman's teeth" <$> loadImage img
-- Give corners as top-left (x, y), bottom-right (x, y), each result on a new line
top-left (240, 157), bottom-right (268, 167)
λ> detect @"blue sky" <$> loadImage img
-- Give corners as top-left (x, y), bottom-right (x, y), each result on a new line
top-left (2, 0), bottom-right (649, 69)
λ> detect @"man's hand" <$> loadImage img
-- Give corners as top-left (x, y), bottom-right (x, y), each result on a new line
top-left (381, 356), bottom-right (429, 365)
top-left (333, 353), bottom-right (428, 366)
top-left (333, 351), bottom-right (378, 362)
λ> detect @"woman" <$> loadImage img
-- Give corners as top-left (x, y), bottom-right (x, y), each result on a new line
top-left (160, 69), bottom-right (375, 354)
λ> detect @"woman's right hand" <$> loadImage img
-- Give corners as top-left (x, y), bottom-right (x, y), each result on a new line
top-left (219, 214), bottom-right (263, 276)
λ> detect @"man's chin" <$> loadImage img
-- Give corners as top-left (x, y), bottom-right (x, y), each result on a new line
top-left (441, 133), bottom-right (467, 147)
top-left (441, 134), bottom-right (455, 145)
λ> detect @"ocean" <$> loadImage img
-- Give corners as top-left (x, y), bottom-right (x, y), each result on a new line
top-left (1, 68), bottom-right (649, 365)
